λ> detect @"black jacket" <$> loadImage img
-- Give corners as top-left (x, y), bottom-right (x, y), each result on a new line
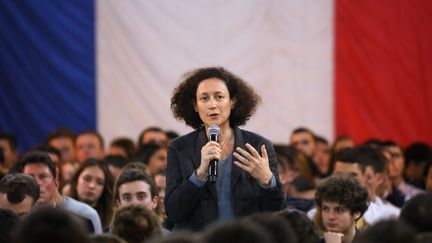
top-left (164, 127), bottom-right (283, 231)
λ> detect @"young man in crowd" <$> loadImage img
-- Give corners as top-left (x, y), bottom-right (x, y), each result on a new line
top-left (0, 173), bottom-right (40, 217)
top-left (315, 175), bottom-right (369, 243)
top-left (17, 151), bottom-right (102, 233)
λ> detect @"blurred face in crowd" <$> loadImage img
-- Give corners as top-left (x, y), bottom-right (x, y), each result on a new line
top-left (147, 148), bottom-right (167, 176)
top-left (117, 180), bottom-right (157, 210)
top-left (321, 201), bottom-right (359, 235)
top-left (426, 166), bottom-right (432, 191)
top-left (154, 174), bottom-right (166, 200)
top-left (383, 145), bottom-right (405, 181)
top-left (76, 166), bottom-right (105, 207)
top-left (291, 132), bottom-right (316, 157)
top-left (141, 131), bottom-right (167, 146)
top-left (49, 137), bottom-right (75, 162)
top-left (194, 78), bottom-right (235, 131)
top-left (75, 134), bottom-right (104, 163)
top-left (0, 192), bottom-right (34, 218)
top-left (23, 163), bottom-right (58, 206)
top-left (333, 161), bottom-right (363, 183)
top-left (0, 139), bottom-right (16, 166)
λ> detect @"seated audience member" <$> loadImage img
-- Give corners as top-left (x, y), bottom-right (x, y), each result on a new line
top-left (69, 159), bottom-right (114, 229)
top-left (133, 143), bottom-right (168, 176)
top-left (61, 159), bottom-right (80, 182)
top-left (315, 175), bottom-right (369, 243)
top-left (46, 128), bottom-right (76, 162)
top-left (12, 207), bottom-right (91, 243)
top-left (399, 191), bottom-right (432, 233)
top-left (109, 137), bottom-right (136, 161)
top-left (277, 209), bottom-right (320, 243)
top-left (243, 212), bottom-right (298, 243)
top-left (0, 132), bottom-right (19, 169)
top-left (154, 171), bottom-right (167, 200)
top-left (357, 146), bottom-right (401, 223)
top-left (290, 127), bottom-right (327, 177)
top-left (382, 141), bottom-right (424, 200)
top-left (17, 151), bottom-right (102, 233)
top-left (138, 126), bottom-right (168, 147)
top-left (112, 205), bottom-right (162, 243)
top-left (89, 233), bottom-right (126, 243)
top-left (75, 130), bottom-right (105, 163)
top-left (355, 220), bottom-right (416, 243)
top-left (0, 208), bottom-right (20, 243)
top-left (314, 135), bottom-right (331, 176)
top-left (276, 146), bottom-right (315, 212)
top-left (202, 220), bottom-right (275, 243)
top-left (404, 142), bottom-right (432, 190)
top-left (0, 173), bottom-right (40, 217)
top-left (105, 155), bottom-right (128, 180)
top-left (35, 145), bottom-right (64, 184)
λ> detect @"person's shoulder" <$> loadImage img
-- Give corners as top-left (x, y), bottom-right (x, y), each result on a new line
top-left (237, 128), bottom-right (272, 144)
top-left (169, 129), bottom-right (202, 148)
top-left (62, 196), bottom-right (98, 217)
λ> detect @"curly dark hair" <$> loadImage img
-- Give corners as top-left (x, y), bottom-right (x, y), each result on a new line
top-left (170, 67), bottom-right (261, 129)
top-left (315, 175), bottom-right (369, 217)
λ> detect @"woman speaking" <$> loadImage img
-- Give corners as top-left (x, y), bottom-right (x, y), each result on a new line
top-left (165, 67), bottom-right (283, 231)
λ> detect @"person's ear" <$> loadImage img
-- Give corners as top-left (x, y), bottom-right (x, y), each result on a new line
top-left (230, 98), bottom-right (236, 109)
top-left (151, 195), bottom-right (159, 210)
top-left (115, 199), bottom-right (121, 208)
top-left (193, 100), bottom-right (198, 112)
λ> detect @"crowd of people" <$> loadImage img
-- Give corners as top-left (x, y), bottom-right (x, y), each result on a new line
top-left (1, 67), bottom-right (432, 243)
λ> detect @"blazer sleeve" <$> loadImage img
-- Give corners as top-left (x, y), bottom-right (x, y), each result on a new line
top-left (164, 144), bottom-right (204, 222)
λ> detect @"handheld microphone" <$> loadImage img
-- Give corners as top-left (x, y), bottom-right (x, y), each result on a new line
top-left (208, 124), bottom-right (220, 183)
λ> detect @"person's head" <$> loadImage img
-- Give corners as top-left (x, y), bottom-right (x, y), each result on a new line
top-left (277, 209), bottom-right (320, 243)
top-left (134, 144), bottom-right (167, 176)
top-left (203, 220), bottom-right (275, 243)
top-left (243, 212), bottom-right (298, 243)
top-left (404, 142), bottom-right (432, 183)
top-left (290, 127), bottom-right (316, 158)
top-left (171, 66), bottom-right (261, 130)
top-left (399, 192), bottom-right (432, 232)
top-left (75, 130), bottom-right (105, 163)
top-left (358, 145), bottom-right (387, 199)
top-left (17, 151), bottom-right (58, 206)
top-left (109, 137), bottom-right (135, 160)
top-left (105, 155), bottom-right (128, 180)
top-left (0, 173), bottom-right (40, 217)
top-left (314, 135), bottom-right (330, 175)
top-left (315, 175), bottom-right (369, 234)
top-left (114, 168), bottom-right (158, 210)
top-left (112, 204), bottom-right (161, 243)
top-left (381, 141), bottom-right (405, 182)
top-left (0, 132), bottom-right (18, 167)
top-left (356, 220), bottom-right (416, 243)
top-left (331, 147), bottom-right (363, 182)
top-left (69, 159), bottom-right (114, 227)
top-left (12, 207), bottom-right (90, 243)
top-left (138, 127), bottom-right (168, 147)
top-left (331, 135), bottom-right (355, 154)
top-left (0, 208), bottom-right (20, 243)
top-left (61, 160), bottom-right (80, 183)
top-left (46, 128), bottom-right (76, 162)
top-left (154, 171), bottom-right (166, 200)
top-left (89, 234), bottom-right (127, 243)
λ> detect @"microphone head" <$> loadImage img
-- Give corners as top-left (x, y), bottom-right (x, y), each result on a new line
top-left (208, 124), bottom-right (220, 136)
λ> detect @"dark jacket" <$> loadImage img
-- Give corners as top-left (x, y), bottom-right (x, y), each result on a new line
top-left (164, 127), bottom-right (283, 231)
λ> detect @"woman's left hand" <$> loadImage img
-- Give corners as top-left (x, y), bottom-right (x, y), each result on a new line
top-left (233, 143), bottom-right (273, 186)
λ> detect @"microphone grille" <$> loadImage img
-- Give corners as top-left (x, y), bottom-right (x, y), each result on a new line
top-left (208, 124), bottom-right (220, 135)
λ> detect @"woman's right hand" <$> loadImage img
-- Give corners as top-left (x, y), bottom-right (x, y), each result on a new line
top-left (196, 141), bottom-right (222, 180)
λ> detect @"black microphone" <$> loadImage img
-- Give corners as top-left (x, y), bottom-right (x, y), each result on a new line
top-left (208, 124), bottom-right (220, 183)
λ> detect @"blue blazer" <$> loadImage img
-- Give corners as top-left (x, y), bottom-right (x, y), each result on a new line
top-left (164, 126), bottom-right (283, 231)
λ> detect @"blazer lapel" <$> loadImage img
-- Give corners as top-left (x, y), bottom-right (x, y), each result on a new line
top-left (231, 127), bottom-right (245, 190)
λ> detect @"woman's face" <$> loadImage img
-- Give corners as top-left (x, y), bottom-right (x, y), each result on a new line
top-left (77, 165), bottom-right (105, 206)
top-left (194, 78), bottom-right (235, 130)
top-left (147, 148), bottom-right (167, 176)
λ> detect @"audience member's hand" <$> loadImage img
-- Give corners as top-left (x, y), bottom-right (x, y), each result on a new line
top-left (323, 232), bottom-right (344, 243)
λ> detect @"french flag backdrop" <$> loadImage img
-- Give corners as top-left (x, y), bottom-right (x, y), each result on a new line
top-left (1, 0), bottom-right (431, 152)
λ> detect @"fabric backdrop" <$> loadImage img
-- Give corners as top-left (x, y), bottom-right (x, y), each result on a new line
top-left (0, 0), bottom-right (431, 152)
